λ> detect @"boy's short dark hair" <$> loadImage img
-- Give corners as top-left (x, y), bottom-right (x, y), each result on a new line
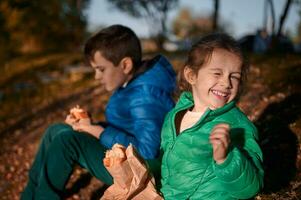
top-left (84, 24), bottom-right (142, 70)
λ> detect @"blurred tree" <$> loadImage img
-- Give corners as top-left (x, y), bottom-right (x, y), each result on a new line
top-left (264, 0), bottom-right (293, 36)
top-left (270, 0), bottom-right (294, 52)
top-left (267, 0), bottom-right (276, 34)
top-left (172, 8), bottom-right (211, 40)
top-left (212, 0), bottom-right (219, 31)
top-left (260, 0), bottom-right (295, 52)
top-left (0, 0), bottom-right (90, 56)
top-left (277, 0), bottom-right (293, 37)
top-left (172, 7), bottom-right (232, 40)
top-left (294, 0), bottom-right (301, 45)
top-left (263, 0), bottom-right (268, 29)
top-left (108, 0), bottom-right (179, 50)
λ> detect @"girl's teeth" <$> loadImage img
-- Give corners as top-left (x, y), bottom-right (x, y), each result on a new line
top-left (212, 90), bottom-right (228, 97)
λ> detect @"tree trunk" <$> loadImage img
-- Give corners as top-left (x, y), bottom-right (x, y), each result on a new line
top-left (263, 0), bottom-right (268, 30)
top-left (277, 0), bottom-right (292, 37)
top-left (268, 0), bottom-right (275, 35)
top-left (212, 0), bottom-right (219, 31)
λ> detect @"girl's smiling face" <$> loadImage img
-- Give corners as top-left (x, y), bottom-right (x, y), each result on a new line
top-left (185, 48), bottom-right (242, 112)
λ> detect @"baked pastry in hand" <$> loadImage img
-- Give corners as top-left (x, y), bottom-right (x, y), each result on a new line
top-left (103, 144), bottom-right (127, 167)
top-left (70, 105), bottom-right (89, 120)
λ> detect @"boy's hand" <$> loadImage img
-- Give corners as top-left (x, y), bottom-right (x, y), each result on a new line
top-left (65, 105), bottom-right (89, 126)
top-left (65, 106), bottom-right (104, 139)
top-left (65, 114), bottom-right (77, 125)
top-left (72, 118), bottom-right (104, 139)
top-left (69, 105), bottom-right (89, 120)
top-left (209, 123), bottom-right (231, 164)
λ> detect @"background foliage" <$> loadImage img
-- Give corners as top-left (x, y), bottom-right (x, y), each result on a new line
top-left (0, 0), bottom-right (90, 63)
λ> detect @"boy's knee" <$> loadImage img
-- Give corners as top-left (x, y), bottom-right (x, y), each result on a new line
top-left (49, 131), bottom-right (83, 160)
top-left (52, 132), bottom-right (74, 146)
top-left (43, 123), bottom-right (73, 143)
top-left (44, 131), bottom-right (76, 157)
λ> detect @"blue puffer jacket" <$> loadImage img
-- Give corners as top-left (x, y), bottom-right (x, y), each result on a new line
top-left (99, 55), bottom-right (176, 159)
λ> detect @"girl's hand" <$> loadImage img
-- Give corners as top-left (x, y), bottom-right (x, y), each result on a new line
top-left (209, 123), bottom-right (231, 164)
top-left (72, 118), bottom-right (104, 139)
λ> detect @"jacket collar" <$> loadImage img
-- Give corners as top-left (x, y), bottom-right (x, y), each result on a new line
top-left (119, 55), bottom-right (176, 93)
top-left (176, 91), bottom-right (236, 120)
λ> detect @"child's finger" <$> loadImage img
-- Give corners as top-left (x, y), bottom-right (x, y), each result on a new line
top-left (210, 132), bottom-right (230, 144)
top-left (210, 138), bottom-right (223, 147)
top-left (78, 118), bottom-right (91, 124)
top-left (217, 123), bottom-right (230, 128)
top-left (210, 124), bottom-right (230, 144)
top-left (210, 129), bottom-right (229, 136)
top-left (65, 114), bottom-right (77, 125)
top-left (210, 137), bottom-right (228, 149)
top-left (72, 123), bottom-right (83, 132)
top-left (210, 137), bottom-right (229, 149)
top-left (211, 123), bottom-right (230, 133)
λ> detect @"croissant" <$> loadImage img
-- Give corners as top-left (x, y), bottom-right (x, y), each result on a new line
top-left (103, 144), bottom-right (127, 167)
top-left (70, 106), bottom-right (89, 119)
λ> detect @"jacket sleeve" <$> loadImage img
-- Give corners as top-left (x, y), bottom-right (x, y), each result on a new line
top-left (213, 128), bottom-right (264, 199)
top-left (99, 93), bottom-right (170, 160)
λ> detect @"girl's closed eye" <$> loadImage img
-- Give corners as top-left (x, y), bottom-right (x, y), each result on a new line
top-left (210, 68), bottom-right (223, 77)
top-left (213, 72), bottom-right (221, 76)
top-left (230, 75), bottom-right (241, 81)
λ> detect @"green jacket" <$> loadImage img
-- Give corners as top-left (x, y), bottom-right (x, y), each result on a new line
top-left (160, 92), bottom-right (264, 200)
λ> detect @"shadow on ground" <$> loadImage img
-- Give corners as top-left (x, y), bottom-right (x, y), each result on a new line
top-left (255, 92), bottom-right (301, 192)
top-left (64, 170), bottom-right (108, 200)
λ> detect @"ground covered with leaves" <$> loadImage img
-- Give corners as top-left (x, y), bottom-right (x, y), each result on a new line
top-left (0, 53), bottom-right (300, 199)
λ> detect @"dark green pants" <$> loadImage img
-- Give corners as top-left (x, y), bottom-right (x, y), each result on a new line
top-left (21, 123), bottom-right (113, 200)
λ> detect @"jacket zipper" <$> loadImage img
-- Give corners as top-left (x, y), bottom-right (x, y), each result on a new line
top-left (164, 104), bottom-right (191, 178)
top-left (165, 104), bottom-right (211, 178)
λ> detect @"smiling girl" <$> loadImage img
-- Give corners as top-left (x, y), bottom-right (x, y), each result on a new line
top-left (160, 33), bottom-right (264, 200)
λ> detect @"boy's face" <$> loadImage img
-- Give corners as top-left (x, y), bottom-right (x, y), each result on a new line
top-left (90, 51), bottom-right (132, 92)
top-left (186, 48), bottom-right (242, 111)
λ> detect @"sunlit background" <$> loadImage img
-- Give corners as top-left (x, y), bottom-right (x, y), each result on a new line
top-left (0, 1), bottom-right (301, 200)
top-left (1, 0), bottom-right (301, 58)
top-left (87, 0), bottom-right (300, 38)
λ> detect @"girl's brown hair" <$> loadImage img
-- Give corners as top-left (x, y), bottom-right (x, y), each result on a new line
top-left (178, 33), bottom-right (249, 98)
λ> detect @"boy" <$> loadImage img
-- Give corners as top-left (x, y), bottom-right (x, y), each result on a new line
top-left (21, 24), bottom-right (176, 199)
